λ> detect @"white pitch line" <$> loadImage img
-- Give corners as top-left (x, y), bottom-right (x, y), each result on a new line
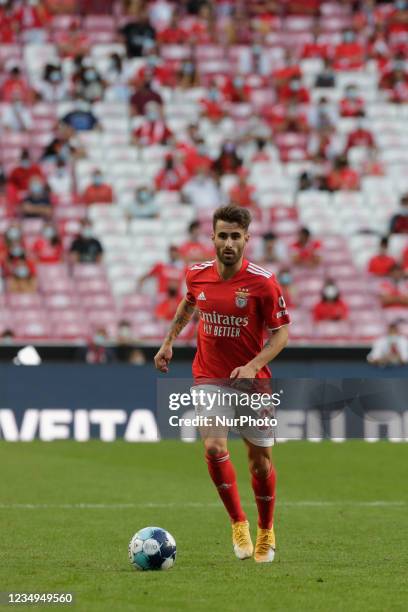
top-left (0, 501), bottom-right (406, 509)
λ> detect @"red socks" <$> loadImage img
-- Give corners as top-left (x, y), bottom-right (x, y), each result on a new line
top-left (206, 452), bottom-right (247, 523)
top-left (251, 465), bottom-right (276, 529)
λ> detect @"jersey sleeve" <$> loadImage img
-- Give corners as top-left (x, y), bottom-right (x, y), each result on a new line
top-left (185, 268), bottom-right (196, 305)
top-left (260, 276), bottom-right (291, 331)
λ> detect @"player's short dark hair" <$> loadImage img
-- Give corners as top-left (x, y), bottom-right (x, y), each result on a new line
top-left (212, 206), bottom-right (251, 231)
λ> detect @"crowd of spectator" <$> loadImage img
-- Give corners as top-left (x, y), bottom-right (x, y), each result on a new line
top-left (0, 0), bottom-right (407, 354)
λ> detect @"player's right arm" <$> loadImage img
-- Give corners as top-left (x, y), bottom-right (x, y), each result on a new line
top-left (154, 297), bottom-right (196, 373)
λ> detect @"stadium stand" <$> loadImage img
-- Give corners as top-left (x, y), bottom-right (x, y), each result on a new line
top-left (0, 0), bottom-right (407, 346)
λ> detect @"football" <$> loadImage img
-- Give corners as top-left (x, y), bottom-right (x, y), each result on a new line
top-left (128, 527), bottom-right (177, 571)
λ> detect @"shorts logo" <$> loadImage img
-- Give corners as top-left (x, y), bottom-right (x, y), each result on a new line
top-left (278, 295), bottom-right (286, 309)
top-left (235, 288), bottom-right (250, 308)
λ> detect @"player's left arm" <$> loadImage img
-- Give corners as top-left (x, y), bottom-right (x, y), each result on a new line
top-left (230, 276), bottom-right (290, 379)
top-left (230, 326), bottom-right (289, 379)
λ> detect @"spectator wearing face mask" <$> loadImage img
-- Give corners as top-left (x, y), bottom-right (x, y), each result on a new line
top-left (155, 281), bottom-right (181, 321)
top-left (278, 76), bottom-right (310, 105)
top-left (200, 80), bottom-right (225, 122)
top-left (80, 327), bottom-right (116, 364)
top-left (104, 52), bottom-right (131, 102)
top-left (361, 147), bottom-right (385, 177)
top-left (291, 227), bottom-right (321, 268)
top-left (62, 96), bottom-right (100, 132)
top-left (36, 63), bottom-right (68, 103)
top-left (21, 178), bottom-right (52, 220)
top-left (277, 268), bottom-right (297, 308)
top-left (69, 220), bottom-right (103, 264)
top-left (4, 246), bottom-right (37, 294)
top-left (154, 154), bottom-right (187, 191)
top-left (176, 58), bottom-right (200, 89)
top-left (367, 322), bottom-right (408, 366)
top-left (339, 85), bottom-right (365, 117)
top-left (313, 280), bottom-right (349, 322)
top-left (0, 1), bottom-right (19, 44)
top-left (333, 29), bottom-right (365, 71)
top-left (74, 64), bottom-right (105, 104)
top-left (379, 55), bottom-right (408, 91)
top-left (132, 102), bottom-right (173, 146)
top-left (128, 186), bottom-right (159, 218)
top-left (368, 237), bottom-right (396, 277)
top-left (115, 319), bottom-right (146, 364)
top-left (179, 137), bottom-right (212, 177)
top-left (1, 223), bottom-right (23, 268)
top-left (389, 194), bottom-right (408, 234)
top-left (32, 223), bottom-right (63, 264)
top-left (138, 244), bottom-right (184, 296)
top-left (82, 170), bottom-right (113, 206)
top-left (130, 76), bottom-right (163, 116)
top-left (221, 74), bottom-right (251, 103)
top-left (308, 97), bottom-right (337, 132)
top-left (213, 141), bottom-right (242, 177)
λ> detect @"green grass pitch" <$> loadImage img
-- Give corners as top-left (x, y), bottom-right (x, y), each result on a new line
top-left (0, 440), bottom-right (407, 611)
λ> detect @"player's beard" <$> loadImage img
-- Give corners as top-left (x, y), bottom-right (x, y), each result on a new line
top-left (216, 245), bottom-right (243, 266)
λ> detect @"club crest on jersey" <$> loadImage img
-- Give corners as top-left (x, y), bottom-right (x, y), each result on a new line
top-left (235, 288), bottom-right (250, 308)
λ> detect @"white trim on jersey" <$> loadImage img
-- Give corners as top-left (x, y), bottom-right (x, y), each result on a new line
top-left (267, 322), bottom-right (291, 332)
top-left (190, 260), bottom-right (215, 271)
top-left (247, 263), bottom-right (272, 279)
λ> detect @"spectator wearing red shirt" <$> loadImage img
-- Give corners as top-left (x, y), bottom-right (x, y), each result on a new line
top-left (222, 75), bottom-right (251, 103)
top-left (200, 81), bottom-right (225, 122)
top-left (31, 224), bottom-right (63, 264)
top-left (155, 154), bottom-right (187, 191)
top-left (339, 85), bottom-right (365, 117)
top-left (0, 167), bottom-right (19, 216)
top-left (379, 264), bottom-right (408, 308)
top-left (155, 282), bottom-right (180, 321)
top-left (0, 1), bottom-right (19, 43)
top-left (362, 147), bottom-right (385, 177)
top-left (277, 268), bottom-right (296, 308)
top-left (278, 76), bottom-right (310, 105)
top-left (178, 220), bottom-right (212, 265)
top-left (82, 170), bottom-right (113, 206)
top-left (403, 245), bottom-right (408, 271)
top-left (213, 141), bottom-right (242, 177)
top-left (345, 123), bottom-right (376, 151)
top-left (57, 20), bottom-right (90, 58)
top-left (291, 227), bottom-right (321, 268)
top-left (229, 169), bottom-right (257, 208)
top-left (139, 245), bottom-right (184, 296)
top-left (8, 150), bottom-right (45, 193)
top-left (272, 51), bottom-right (302, 89)
top-left (268, 102), bottom-right (309, 134)
top-left (132, 102), bottom-right (173, 146)
top-left (13, 0), bottom-right (50, 39)
top-left (301, 24), bottom-right (330, 59)
top-left (158, 14), bottom-right (185, 43)
top-left (179, 138), bottom-right (212, 177)
top-left (379, 56), bottom-right (408, 90)
top-left (327, 156), bottom-right (360, 191)
top-left (388, 71), bottom-right (408, 104)
top-left (0, 67), bottom-right (34, 104)
top-left (368, 237), bottom-right (397, 277)
top-left (333, 30), bottom-right (365, 71)
top-left (313, 280), bottom-right (349, 321)
top-left (389, 194), bottom-right (408, 234)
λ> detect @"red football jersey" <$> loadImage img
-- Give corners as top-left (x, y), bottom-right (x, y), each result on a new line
top-left (185, 259), bottom-right (290, 380)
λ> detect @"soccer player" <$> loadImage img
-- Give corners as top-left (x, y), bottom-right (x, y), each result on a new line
top-left (154, 206), bottom-right (290, 563)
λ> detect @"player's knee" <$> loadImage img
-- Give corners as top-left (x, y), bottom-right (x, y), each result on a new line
top-left (204, 440), bottom-right (228, 457)
top-left (249, 454), bottom-right (271, 479)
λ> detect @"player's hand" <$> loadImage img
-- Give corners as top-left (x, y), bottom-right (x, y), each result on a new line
top-left (230, 365), bottom-right (257, 379)
top-left (154, 345), bottom-right (173, 373)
